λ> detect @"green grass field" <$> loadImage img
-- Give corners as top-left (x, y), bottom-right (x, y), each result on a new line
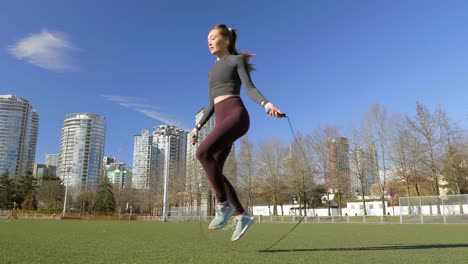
top-left (1, 220), bottom-right (467, 264)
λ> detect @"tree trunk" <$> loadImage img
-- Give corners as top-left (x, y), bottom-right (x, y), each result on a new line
top-left (361, 188), bottom-right (367, 215)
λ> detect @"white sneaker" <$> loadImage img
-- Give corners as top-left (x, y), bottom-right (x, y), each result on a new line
top-left (231, 212), bottom-right (254, 241)
top-left (208, 202), bottom-right (234, 229)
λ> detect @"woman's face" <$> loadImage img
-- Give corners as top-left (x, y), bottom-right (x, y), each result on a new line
top-left (208, 29), bottom-right (228, 56)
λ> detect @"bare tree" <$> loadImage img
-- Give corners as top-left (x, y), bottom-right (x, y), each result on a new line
top-left (406, 102), bottom-right (444, 198)
top-left (349, 129), bottom-right (370, 215)
top-left (77, 190), bottom-right (97, 214)
top-left (437, 107), bottom-right (467, 195)
top-left (389, 114), bottom-right (425, 197)
top-left (37, 176), bottom-right (64, 213)
top-left (238, 136), bottom-right (256, 213)
top-left (168, 160), bottom-right (188, 209)
top-left (284, 133), bottom-right (315, 216)
top-left (363, 103), bottom-right (390, 216)
top-left (185, 147), bottom-right (207, 212)
top-left (310, 125), bottom-right (340, 216)
top-left (114, 187), bottom-right (139, 214)
top-left (256, 138), bottom-right (287, 216)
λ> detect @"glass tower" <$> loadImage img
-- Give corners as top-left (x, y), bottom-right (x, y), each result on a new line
top-left (0, 95), bottom-right (39, 178)
top-left (328, 137), bottom-right (351, 193)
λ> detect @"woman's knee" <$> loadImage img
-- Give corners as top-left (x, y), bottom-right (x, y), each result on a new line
top-left (196, 147), bottom-right (209, 162)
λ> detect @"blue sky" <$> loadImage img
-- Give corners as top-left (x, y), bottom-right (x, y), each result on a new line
top-left (1, 0), bottom-right (467, 165)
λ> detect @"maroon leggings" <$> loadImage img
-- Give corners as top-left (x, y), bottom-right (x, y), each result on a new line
top-left (196, 96), bottom-right (250, 215)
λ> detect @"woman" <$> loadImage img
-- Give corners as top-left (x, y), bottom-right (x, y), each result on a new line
top-left (192, 24), bottom-right (283, 241)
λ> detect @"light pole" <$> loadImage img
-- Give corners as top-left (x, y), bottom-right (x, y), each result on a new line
top-left (62, 166), bottom-right (72, 217)
top-left (162, 135), bottom-right (170, 222)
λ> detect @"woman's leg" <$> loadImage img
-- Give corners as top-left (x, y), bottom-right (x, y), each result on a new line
top-left (196, 97), bottom-right (249, 213)
top-left (213, 145), bottom-right (245, 215)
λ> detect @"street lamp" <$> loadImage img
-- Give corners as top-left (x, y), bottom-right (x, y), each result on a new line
top-left (62, 166), bottom-right (72, 217)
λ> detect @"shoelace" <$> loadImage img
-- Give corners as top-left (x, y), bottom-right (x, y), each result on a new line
top-left (222, 219), bottom-right (238, 231)
top-left (216, 203), bottom-right (230, 214)
top-left (214, 206), bottom-right (225, 216)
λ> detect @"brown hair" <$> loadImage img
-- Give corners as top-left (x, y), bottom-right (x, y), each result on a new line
top-left (212, 24), bottom-right (255, 72)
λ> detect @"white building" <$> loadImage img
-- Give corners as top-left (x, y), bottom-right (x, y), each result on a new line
top-left (132, 126), bottom-right (187, 191)
top-left (345, 201), bottom-right (390, 216)
top-left (132, 130), bottom-right (155, 190)
top-left (152, 125), bottom-right (187, 192)
top-left (58, 113), bottom-right (106, 192)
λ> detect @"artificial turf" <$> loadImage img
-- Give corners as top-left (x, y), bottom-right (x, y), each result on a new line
top-left (1, 220), bottom-right (467, 264)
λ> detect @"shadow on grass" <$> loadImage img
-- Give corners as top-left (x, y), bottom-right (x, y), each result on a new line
top-left (258, 244), bottom-right (468, 253)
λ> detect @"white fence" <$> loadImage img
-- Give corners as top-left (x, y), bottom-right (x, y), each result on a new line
top-left (5, 195), bottom-right (468, 224)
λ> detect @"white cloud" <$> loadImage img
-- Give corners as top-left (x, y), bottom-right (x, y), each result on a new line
top-left (101, 95), bottom-right (187, 129)
top-left (7, 29), bottom-right (76, 71)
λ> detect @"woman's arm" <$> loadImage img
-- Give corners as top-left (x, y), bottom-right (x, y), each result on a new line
top-left (236, 55), bottom-right (283, 117)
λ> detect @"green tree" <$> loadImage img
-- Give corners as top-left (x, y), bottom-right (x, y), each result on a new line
top-left (16, 171), bottom-right (38, 210)
top-left (22, 193), bottom-right (38, 210)
top-left (309, 184), bottom-right (327, 209)
top-left (94, 176), bottom-right (116, 213)
top-left (0, 171), bottom-right (16, 209)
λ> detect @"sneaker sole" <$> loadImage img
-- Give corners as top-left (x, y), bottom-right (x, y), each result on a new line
top-left (208, 208), bottom-right (235, 230)
top-left (231, 217), bottom-right (254, 241)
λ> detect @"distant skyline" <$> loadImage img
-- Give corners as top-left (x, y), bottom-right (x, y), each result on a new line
top-left (2, 1), bottom-right (467, 166)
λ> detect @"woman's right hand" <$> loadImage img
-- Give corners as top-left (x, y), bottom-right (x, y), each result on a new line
top-left (264, 102), bottom-right (283, 118)
top-left (191, 128), bottom-right (199, 145)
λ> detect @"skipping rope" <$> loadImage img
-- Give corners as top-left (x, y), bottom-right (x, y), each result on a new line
top-left (258, 111), bottom-right (311, 252)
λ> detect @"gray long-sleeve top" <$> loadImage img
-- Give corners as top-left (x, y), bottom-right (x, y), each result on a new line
top-left (195, 54), bottom-right (269, 130)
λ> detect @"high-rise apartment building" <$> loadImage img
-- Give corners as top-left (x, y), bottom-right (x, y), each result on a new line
top-left (152, 125), bottom-right (187, 191)
top-left (0, 95), bottom-right (39, 178)
top-left (328, 137), bottom-right (350, 193)
top-left (57, 113), bottom-right (106, 193)
top-left (132, 130), bottom-right (155, 190)
top-left (106, 162), bottom-right (132, 189)
top-left (349, 147), bottom-right (379, 195)
top-left (132, 126), bottom-right (187, 192)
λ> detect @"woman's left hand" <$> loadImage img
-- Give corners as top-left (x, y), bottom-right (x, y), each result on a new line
top-left (264, 102), bottom-right (283, 118)
top-left (191, 128), bottom-right (199, 145)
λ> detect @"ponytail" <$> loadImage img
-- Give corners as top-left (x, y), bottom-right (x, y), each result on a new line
top-left (212, 24), bottom-right (255, 72)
